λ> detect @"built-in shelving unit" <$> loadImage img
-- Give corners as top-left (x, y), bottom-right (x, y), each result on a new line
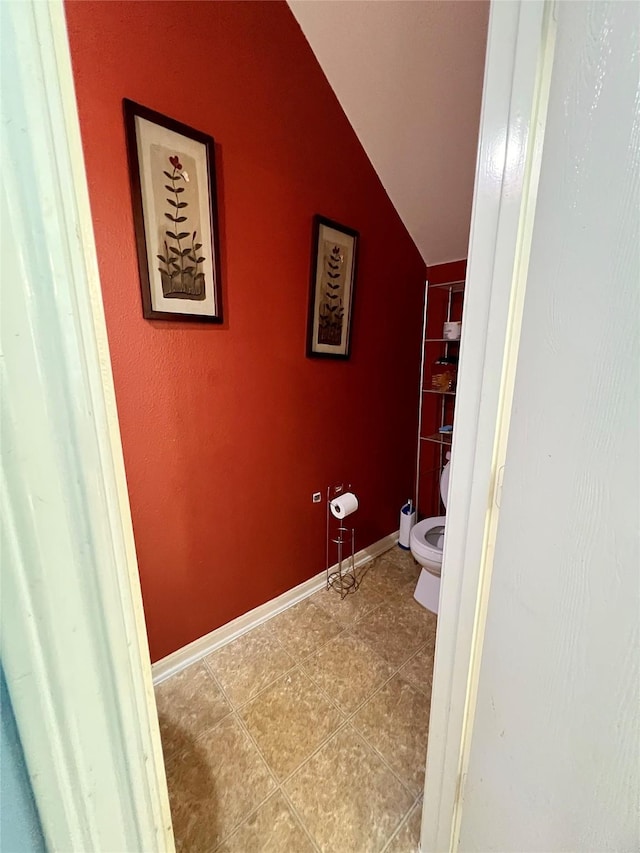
top-left (415, 277), bottom-right (465, 515)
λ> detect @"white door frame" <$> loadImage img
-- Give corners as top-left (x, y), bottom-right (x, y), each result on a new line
top-left (421, 1), bottom-right (557, 851)
top-left (1, 2), bottom-right (174, 850)
top-left (1, 0), bottom-right (556, 850)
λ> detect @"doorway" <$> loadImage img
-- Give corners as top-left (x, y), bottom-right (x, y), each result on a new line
top-left (3, 1), bottom-right (557, 851)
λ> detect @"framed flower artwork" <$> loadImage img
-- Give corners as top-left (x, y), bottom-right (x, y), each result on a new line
top-left (123, 99), bottom-right (223, 322)
top-left (306, 216), bottom-right (359, 359)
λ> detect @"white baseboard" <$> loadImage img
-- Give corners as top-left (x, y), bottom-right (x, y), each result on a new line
top-left (152, 530), bottom-right (399, 684)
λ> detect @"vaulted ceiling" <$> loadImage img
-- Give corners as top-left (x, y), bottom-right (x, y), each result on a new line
top-left (288, 0), bottom-right (489, 265)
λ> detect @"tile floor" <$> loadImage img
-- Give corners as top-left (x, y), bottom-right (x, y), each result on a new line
top-left (155, 547), bottom-right (437, 853)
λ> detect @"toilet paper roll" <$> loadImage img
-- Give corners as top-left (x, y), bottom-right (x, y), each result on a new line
top-left (443, 321), bottom-right (462, 341)
top-left (330, 492), bottom-right (359, 519)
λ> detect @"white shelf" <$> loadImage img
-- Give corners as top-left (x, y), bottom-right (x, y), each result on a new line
top-left (421, 432), bottom-right (453, 446)
top-left (428, 279), bottom-right (465, 293)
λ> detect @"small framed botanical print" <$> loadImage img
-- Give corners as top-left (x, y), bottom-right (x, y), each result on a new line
top-left (306, 215), bottom-right (359, 359)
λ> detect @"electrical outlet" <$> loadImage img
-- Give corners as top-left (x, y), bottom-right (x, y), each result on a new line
top-left (312, 492), bottom-right (322, 503)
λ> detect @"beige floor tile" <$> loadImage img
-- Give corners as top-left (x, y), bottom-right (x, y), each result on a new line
top-left (301, 632), bottom-right (395, 715)
top-left (205, 623), bottom-right (295, 708)
top-left (155, 662), bottom-right (231, 746)
top-left (163, 713), bottom-right (275, 852)
top-left (350, 598), bottom-right (431, 669)
top-left (351, 674), bottom-right (430, 796)
top-left (216, 791), bottom-right (315, 853)
top-left (284, 725), bottom-right (413, 853)
top-left (355, 556), bottom-right (399, 599)
top-left (311, 580), bottom-right (384, 626)
top-left (382, 547), bottom-right (419, 571)
top-left (239, 666), bottom-right (343, 781)
top-left (385, 587), bottom-right (436, 622)
top-left (266, 599), bottom-right (344, 660)
top-left (377, 552), bottom-right (422, 597)
top-left (384, 799), bottom-right (423, 853)
top-left (157, 561), bottom-right (436, 853)
top-left (398, 639), bottom-right (436, 699)
top-left (357, 553), bottom-right (421, 604)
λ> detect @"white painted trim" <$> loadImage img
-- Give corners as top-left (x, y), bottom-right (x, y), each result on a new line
top-left (153, 532), bottom-right (399, 684)
top-left (451, 8), bottom-right (558, 849)
top-left (420, 2), bottom-right (557, 851)
top-left (1, 2), bottom-right (173, 850)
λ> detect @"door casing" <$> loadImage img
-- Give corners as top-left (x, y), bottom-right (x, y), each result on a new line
top-left (2, 1), bottom-right (557, 850)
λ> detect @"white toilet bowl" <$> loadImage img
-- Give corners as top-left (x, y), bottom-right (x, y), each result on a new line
top-left (410, 516), bottom-right (446, 572)
top-left (411, 454), bottom-right (451, 613)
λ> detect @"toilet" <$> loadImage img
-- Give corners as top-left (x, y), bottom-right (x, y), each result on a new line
top-left (411, 453), bottom-right (451, 613)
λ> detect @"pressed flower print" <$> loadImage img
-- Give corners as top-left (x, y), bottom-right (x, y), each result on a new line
top-left (150, 147), bottom-right (206, 301)
top-left (318, 240), bottom-right (347, 346)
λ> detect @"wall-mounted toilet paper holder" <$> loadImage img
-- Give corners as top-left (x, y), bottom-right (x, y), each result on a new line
top-left (326, 484), bottom-right (358, 599)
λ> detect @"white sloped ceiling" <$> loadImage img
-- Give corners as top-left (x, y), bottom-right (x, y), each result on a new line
top-left (288, 0), bottom-right (489, 265)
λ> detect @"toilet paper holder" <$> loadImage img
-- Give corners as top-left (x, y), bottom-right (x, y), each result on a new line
top-left (326, 484), bottom-right (358, 599)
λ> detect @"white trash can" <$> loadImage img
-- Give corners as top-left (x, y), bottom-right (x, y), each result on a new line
top-left (398, 500), bottom-right (416, 549)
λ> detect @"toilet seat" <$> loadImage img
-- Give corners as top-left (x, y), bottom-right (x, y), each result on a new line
top-left (410, 516), bottom-right (446, 575)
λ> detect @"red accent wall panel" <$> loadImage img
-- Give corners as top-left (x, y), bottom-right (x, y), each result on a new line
top-left (65, 0), bottom-right (426, 661)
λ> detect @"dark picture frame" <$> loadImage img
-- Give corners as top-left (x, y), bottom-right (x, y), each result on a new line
top-left (123, 99), bottom-right (223, 322)
top-left (306, 215), bottom-right (359, 359)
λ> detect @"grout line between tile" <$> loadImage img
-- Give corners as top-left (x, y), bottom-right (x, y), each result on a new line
top-left (297, 636), bottom-right (390, 716)
top-left (312, 590), bottom-right (386, 629)
top-left (272, 715), bottom-right (420, 853)
top-left (202, 667), bottom-right (283, 853)
top-left (277, 717), bottom-right (352, 788)
top-left (204, 789), bottom-right (280, 853)
top-left (227, 705), bottom-right (323, 853)
top-left (272, 713), bottom-right (417, 830)
top-left (205, 659), bottom-right (333, 853)
top-left (292, 659), bottom-right (351, 718)
top-left (279, 596), bottom-right (435, 800)
top-left (201, 647), bottom-right (299, 714)
top-left (207, 673), bottom-right (282, 822)
top-left (282, 626), bottom-right (351, 668)
top-left (206, 776), bottom-right (279, 853)
top-left (344, 620), bottom-right (431, 678)
top-left (379, 792), bottom-right (424, 853)
top-left (232, 699), bottom-right (293, 787)
top-left (329, 643), bottom-right (431, 799)
top-left (347, 719), bottom-right (419, 802)
top-left (397, 641), bottom-right (436, 697)
top-left (200, 622), bottom-right (356, 789)
top-left (156, 662), bottom-right (237, 755)
top-left (263, 597), bottom-right (354, 666)
top-left (204, 641), bottom-right (347, 718)
top-left (280, 716), bottom-right (423, 853)
top-left (238, 677), bottom-right (350, 791)
top-left (162, 555), bottom-right (431, 853)
top-left (277, 784), bottom-right (322, 853)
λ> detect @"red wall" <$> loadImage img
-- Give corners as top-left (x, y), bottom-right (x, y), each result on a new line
top-left (65, 0), bottom-right (425, 662)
